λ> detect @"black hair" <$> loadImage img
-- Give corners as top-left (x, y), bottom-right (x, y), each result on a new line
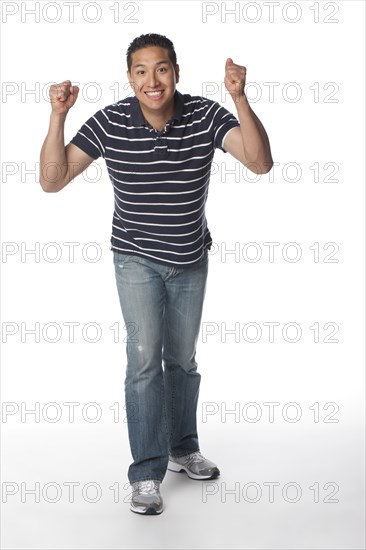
top-left (126, 33), bottom-right (177, 72)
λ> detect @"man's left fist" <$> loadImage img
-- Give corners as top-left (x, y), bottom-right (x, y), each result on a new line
top-left (224, 58), bottom-right (246, 101)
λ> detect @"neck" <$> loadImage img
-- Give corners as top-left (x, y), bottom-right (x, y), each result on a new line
top-left (140, 97), bottom-right (175, 132)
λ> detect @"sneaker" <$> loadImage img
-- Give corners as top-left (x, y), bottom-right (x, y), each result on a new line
top-left (168, 451), bottom-right (220, 480)
top-left (129, 480), bottom-right (163, 515)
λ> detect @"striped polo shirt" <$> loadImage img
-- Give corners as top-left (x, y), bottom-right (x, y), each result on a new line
top-left (70, 90), bottom-right (240, 266)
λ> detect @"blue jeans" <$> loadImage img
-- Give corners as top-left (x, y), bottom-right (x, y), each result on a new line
top-left (113, 249), bottom-right (209, 484)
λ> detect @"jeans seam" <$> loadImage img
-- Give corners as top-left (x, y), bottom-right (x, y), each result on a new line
top-left (164, 321), bottom-right (175, 446)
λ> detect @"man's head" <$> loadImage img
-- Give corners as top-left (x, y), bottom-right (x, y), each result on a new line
top-left (126, 33), bottom-right (180, 119)
top-left (126, 33), bottom-right (177, 73)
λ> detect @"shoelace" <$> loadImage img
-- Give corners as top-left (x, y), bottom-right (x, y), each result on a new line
top-left (136, 480), bottom-right (159, 495)
top-left (185, 451), bottom-right (206, 465)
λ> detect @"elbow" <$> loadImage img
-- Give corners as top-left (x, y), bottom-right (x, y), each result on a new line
top-left (258, 160), bottom-right (273, 174)
top-left (40, 182), bottom-right (51, 193)
top-left (39, 180), bottom-right (58, 193)
top-left (244, 159), bottom-right (274, 175)
top-left (39, 161), bottom-right (68, 192)
top-left (39, 174), bottom-right (66, 192)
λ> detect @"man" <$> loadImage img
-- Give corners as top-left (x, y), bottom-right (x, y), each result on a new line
top-left (39, 33), bottom-right (273, 515)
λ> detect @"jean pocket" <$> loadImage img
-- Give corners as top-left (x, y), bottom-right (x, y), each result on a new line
top-left (113, 251), bottom-right (135, 267)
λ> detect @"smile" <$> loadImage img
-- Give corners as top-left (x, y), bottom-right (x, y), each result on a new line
top-left (145, 91), bottom-right (164, 98)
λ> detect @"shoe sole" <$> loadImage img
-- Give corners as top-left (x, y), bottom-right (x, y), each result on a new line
top-left (167, 460), bottom-right (220, 480)
top-left (130, 505), bottom-right (163, 515)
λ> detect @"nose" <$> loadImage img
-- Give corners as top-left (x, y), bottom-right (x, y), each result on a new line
top-left (146, 71), bottom-right (159, 88)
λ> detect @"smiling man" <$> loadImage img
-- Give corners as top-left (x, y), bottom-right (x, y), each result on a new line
top-left (39, 33), bottom-right (273, 516)
top-left (127, 42), bottom-right (179, 131)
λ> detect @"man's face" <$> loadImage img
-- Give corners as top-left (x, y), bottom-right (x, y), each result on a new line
top-left (127, 46), bottom-right (180, 116)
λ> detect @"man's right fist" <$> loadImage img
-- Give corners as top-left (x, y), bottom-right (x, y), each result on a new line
top-left (49, 80), bottom-right (79, 115)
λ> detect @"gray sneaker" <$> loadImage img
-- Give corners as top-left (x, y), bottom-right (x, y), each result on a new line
top-left (130, 480), bottom-right (163, 515)
top-left (168, 451), bottom-right (220, 480)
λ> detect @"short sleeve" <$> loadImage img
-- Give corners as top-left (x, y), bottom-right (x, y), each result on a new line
top-left (212, 102), bottom-right (240, 153)
top-left (69, 109), bottom-right (109, 159)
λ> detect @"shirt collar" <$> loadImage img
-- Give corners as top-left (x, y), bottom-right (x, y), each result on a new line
top-left (130, 90), bottom-right (184, 128)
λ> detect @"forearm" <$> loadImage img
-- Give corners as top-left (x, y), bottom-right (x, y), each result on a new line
top-left (39, 112), bottom-right (69, 192)
top-left (235, 94), bottom-right (273, 173)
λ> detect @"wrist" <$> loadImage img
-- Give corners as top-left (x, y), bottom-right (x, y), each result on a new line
top-left (49, 111), bottom-right (68, 131)
top-left (233, 93), bottom-right (252, 117)
top-left (50, 110), bottom-right (67, 122)
top-left (234, 92), bottom-right (249, 106)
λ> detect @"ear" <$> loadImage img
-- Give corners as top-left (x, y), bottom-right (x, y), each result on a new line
top-left (175, 64), bottom-right (180, 84)
top-left (127, 70), bottom-right (135, 92)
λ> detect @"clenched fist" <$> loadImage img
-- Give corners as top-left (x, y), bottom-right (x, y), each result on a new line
top-left (49, 80), bottom-right (79, 115)
top-left (224, 58), bottom-right (246, 102)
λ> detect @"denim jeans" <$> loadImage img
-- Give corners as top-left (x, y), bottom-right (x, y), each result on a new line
top-left (113, 249), bottom-right (209, 484)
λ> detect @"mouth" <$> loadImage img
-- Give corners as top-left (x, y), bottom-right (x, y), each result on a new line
top-left (145, 90), bottom-right (164, 100)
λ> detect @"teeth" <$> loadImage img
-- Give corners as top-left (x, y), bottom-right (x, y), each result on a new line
top-left (146, 91), bottom-right (163, 97)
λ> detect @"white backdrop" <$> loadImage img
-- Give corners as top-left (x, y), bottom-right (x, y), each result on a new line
top-left (1, 1), bottom-right (365, 549)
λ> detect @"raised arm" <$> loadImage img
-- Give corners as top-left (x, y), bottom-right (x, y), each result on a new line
top-left (39, 80), bottom-right (95, 192)
top-left (223, 58), bottom-right (273, 175)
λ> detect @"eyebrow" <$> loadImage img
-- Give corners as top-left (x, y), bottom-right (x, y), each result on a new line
top-left (132, 60), bottom-right (169, 68)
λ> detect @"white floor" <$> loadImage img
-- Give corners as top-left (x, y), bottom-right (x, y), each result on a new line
top-left (1, 420), bottom-right (364, 549)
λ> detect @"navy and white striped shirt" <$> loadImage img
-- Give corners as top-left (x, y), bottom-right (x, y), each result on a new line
top-left (70, 90), bottom-right (240, 266)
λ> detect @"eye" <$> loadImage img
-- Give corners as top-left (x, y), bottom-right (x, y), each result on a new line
top-left (158, 67), bottom-right (167, 73)
top-left (137, 70), bottom-right (145, 75)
